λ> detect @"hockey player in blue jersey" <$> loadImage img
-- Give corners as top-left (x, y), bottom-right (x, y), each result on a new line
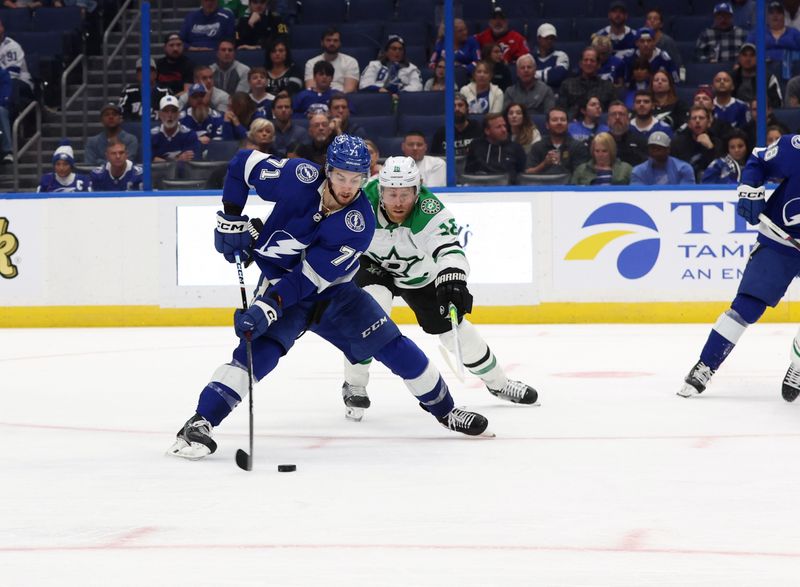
top-left (37, 142), bottom-right (90, 193)
top-left (168, 135), bottom-right (491, 460)
top-left (680, 133), bottom-right (800, 401)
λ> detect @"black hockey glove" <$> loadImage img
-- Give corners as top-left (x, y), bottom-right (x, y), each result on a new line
top-left (435, 269), bottom-right (473, 317)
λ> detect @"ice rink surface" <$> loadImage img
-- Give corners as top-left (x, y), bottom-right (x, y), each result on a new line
top-left (3, 322), bottom-right (800, 586)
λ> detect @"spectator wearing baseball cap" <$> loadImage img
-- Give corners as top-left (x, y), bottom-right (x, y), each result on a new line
top-left (746, 1), bottom-right (800, 65)
top-left (84, 102), bottom-right (139, 166)
top-left (732, 43), bottom-right (783, 107)
top-left (695, 2), bottom-right (748, 63)
top-left (630, 131), bottom-right (696, 185)
top-left (618, 26), bottom-right (679, 86)
top-left (593, 0), bottom-right (637, 54)
top-left (475, 5), bottom-right (531, 63)
top-left (156, 33), bottom-right (194, 95)
top-left (151, 95), bottom-right (202, 162)
top-left (533, 23), bottom-right (570, 91)
top-left (118, 58), bottom-right (173, 122)
top-left (180, 84), bottom-right (225, 145)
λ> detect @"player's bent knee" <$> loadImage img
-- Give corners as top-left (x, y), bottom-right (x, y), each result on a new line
top-left (374, 335), bottom-right (429, 380)
top-left (730, 293), bottom-right (767, 324)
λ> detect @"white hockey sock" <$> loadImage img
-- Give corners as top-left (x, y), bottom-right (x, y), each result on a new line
top-left (791, 326), bottom-right (800, 368)
top-left (439, 320), bottom-right (507, 390)
top-left (712, 310), bottom-right (748, 345)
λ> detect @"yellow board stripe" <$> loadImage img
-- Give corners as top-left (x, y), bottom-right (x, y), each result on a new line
top-left (1, 302), bottom-right (797, 327)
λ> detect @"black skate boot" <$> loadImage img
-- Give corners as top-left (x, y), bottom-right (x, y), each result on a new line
top-left (782, 364), bottom-right (800, 402)
top-left (678, 361), bottom-right (715, 398)
top-left (342, 382), bottom-right (370, 421)
top-left (166, 414), bottom-right (217, 460)
top-left (438, 407), bottom-right (492, 437)
top-left (488, 379), bottom-right (538, 404)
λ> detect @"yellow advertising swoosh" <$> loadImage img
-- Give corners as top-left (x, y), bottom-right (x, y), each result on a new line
top-left (564, 230), bottom-right (636, 260)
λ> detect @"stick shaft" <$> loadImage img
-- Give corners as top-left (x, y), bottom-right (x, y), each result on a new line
top-left (448, 303), bottom-right (465, 377)
top-left (758, 213), bottom-right (800, 252)
top-left (234, 251), bottom-right (254, 470)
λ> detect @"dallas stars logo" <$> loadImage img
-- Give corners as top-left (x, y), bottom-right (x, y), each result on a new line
top-left (373, 246), bottom-right (424, 277)
top-left (420, 198), bottom-right (441, 215)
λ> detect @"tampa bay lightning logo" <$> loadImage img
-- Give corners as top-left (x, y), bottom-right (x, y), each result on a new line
top-left (792, 136), bottom-right (800, 149)
top-left (782, 198), bottom-right (800, 226)
top-left (295, 162), bottom-right (319, 184)
top-left (565, 203), bottom-right (660, 279)
top-left (255, 230), bottom-right (308, 259)
top-left (345, 210), bottom-right (366, 232)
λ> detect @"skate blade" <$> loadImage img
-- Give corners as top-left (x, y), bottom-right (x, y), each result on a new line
top-left (478, 428), bottom-right (496, 438)
top-left (677, 384), bottom-right (701, 398)
top-left (165, 438), bottom-right (211, 460)
top-left (345, 406), bottom-right (365, 422)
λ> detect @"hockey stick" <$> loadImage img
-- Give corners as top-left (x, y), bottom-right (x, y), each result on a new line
top-left (759, 213), bottom-right (800, 252)
top-left (444, 302), bottom-right (466, 380)
top-left (234, 251), bottom-right (255, 472)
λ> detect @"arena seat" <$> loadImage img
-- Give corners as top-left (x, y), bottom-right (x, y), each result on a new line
top-left (684, 62), bottom-right (731, 87)
top-left (161, 178), bottom-right (208, 190)
top-left (458, 172), bottom-right (510, 186)
top-left (32, 7), bottom-right (82, 34)
top-left (395, 0), bottom-right (436, 22)
top-left (517, 172), bottom-right (571, 185)
top-left (350, 114), bottom-right (397, 138)
top-left (384, 22), bottom-right (431, 48)
top-left (346, 92), bottom-right (394, 116)
top-left (672, 16), bottom-right (711, 43)
top-left (397, 91), bottom-right (445, 116)
top-left (375, 135), bottom-right (404, 157)
top-left (1, 8), bottom-right (31, 32)
top-left (398, 114), bottom-right (443, 145)
top-left (205, 140), bottom-right (241, 161)
top-left (773, 109), bottom-right (800, 133)
top-left (297, 0), bottom-right (346, 23)
top-left (347, 0), bottom-right (395, 22)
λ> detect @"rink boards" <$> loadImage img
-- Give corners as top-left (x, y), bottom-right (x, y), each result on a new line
top-left (3, 186), bottom-right (799, 326)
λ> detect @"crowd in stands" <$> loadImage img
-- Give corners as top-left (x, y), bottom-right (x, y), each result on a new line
top-left (7, 0), bottom-right (800, 189)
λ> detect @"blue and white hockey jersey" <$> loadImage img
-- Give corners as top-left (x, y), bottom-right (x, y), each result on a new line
top-left (151, 124), bottom-right (202, 160)
top-left (37, 172), bottom-right (91, 193)
top-left (741, 134), bottom-right (800, 252)
top-left (89, 160), bottom-right (143, 192)
top-left (222, 150), bottom-right (376, 310)
top-left (180, 109), bottom-right (224, 141)
top-left (594, 25), bottom-right (637, 54)
top-left (713, 98), bottom-right (748, 129)
top-left (618, 47), bottom-right (679, 85)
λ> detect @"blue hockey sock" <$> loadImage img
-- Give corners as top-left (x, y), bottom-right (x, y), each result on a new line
top-left (375, 336), bottom-right (455, 419)
top-left (197, 381), bottom-right (242, 427)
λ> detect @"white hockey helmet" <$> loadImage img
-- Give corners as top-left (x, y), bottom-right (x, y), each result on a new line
top-left (379, 156), bottom-right (421, 197)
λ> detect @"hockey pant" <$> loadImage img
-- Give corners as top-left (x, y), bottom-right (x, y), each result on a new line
top-left (196, 282), bottom-right (455, 426)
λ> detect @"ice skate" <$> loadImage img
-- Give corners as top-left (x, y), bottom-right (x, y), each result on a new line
top-left (782, 364), bottom-right (800, 402)
top-left (488, 379), bottom-right (538, 404)
top-left (678, 361), bottom-right (715, 398)
top-left (342, 382), bottom-right (370, 422)
top-left (438, 407), bottom-right (493, 437)
top-left (166, 414), bottom-right (217, 460)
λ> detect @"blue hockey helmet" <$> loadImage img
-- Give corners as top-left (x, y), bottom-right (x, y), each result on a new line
top-left (326, 134), bottom-right (371, 175)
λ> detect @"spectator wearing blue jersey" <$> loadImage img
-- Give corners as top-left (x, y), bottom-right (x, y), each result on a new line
top-left (619, 27), bottom-right (679, 86)
top-left (651, 70), bottom-right (688, 131)
top-left (293, 60), bottom-right (334, 117)
top-left (696, 2), bottom-right (748, 63)
top-left (568, 95), bottom-right (610, 147)
top-left (629, 90), bottom-right (674, 139)
top-left (84, 103), bottom-right (139, 166)
top-left (645, 8), bottom-right (682, 70)
top-left (701, 128), bottom-right (748, 184)
top-left (594, 0), bottom-right (637, 54)
top-left (712, 70), bottom-right (748, 128)
top-left (429, 18), bottom-right (480, 75)
top-left (151, 95), bottom-right (202, 162)
top-left (181, 84), bottom-right (225, 145)
top-left (630, 131), bottom-right (695, 185)
top-left (245, 67), bottom-right (273, 117)
top-left (179, 0), bottom-right (236, 51)
top-left (533, 23), bottom-right (569, 91)
top-left (38, 143), bottom-right (91, 193)
top-left (359, 34), bottom-right (423, 96)
top-left (89, 138), bottom-right (143, 192)
top-left (592, 34), bottom-right (625, 87)
top-left (747, 2), bottom-right (800, 64)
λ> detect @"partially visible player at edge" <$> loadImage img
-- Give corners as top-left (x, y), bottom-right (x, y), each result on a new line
top-left (679, 133), bottom-right (800, 401)
top-left (340, 156), bottom-right (538, 421)
top-left (169, 135), bottom-right (491, 459)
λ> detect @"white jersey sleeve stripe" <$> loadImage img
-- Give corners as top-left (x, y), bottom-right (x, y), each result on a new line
top-left (243, 151), bottom-right (272, 188)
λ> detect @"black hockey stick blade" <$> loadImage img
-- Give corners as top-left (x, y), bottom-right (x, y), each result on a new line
top-left (235, 448), bottom-right (252, 471)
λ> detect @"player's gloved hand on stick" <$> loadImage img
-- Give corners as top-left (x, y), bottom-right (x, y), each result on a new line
top-left (234, 295), bottom-right (282, 340)
top-left (215, 211), bottom-right (252, 263)
top-left (435, 269), bottom-right (474, 316)
top-left (736, 184), bottom-right (766, 225)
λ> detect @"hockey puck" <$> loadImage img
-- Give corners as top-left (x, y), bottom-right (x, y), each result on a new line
top-left (277, 464), bottom-right (297, 473)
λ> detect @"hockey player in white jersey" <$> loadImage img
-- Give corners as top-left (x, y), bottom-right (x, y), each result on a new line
top-left (341, 156), bottom-right (539, 420)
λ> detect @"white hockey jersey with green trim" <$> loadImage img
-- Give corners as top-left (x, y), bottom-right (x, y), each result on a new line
top-left (363, 180), bottom-right (469, 288)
